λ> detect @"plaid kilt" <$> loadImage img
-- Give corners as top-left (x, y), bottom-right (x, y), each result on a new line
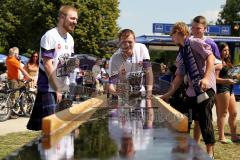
top-left (27, 92), bottom-right (57, 131)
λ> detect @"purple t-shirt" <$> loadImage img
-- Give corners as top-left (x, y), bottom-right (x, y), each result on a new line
top-left (204, 37), bottom-right (221, 59)
top-left (176, 37), bottom-right (216, 97)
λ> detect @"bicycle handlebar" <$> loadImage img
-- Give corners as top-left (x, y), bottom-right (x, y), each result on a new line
top-left (19, 79), bottom-right (33, 84)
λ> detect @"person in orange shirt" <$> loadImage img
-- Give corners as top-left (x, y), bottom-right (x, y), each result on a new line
top-left (6, 47), bottom-right (32, 90)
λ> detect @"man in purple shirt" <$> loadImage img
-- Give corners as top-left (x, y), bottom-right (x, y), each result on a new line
top-left (161, 22), bottom-right (216, 159)
top-left (191, 16), bottom-right (221, 146)
top-left (191, 16), bottom-right (221, 60)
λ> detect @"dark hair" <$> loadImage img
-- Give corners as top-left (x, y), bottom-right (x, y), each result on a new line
top-left (218, 43), bottom-right (233, 67)
top-left (219, 43), bottom-right (228, 53)
top-left (28, 51), bottom-right (39, 66)
top-left (102, 60), bottom-right (109, 68)
top-left (192, 16), bottom-right (207, 27)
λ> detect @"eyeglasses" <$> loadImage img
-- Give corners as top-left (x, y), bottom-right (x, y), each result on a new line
top-left (33, 56), bottom-right (38, 58)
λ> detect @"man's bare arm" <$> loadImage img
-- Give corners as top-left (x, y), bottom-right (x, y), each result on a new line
top-left (160, 75), bottom-right (184, 100)
top-left (42, 57), bottom-right (60, 92)
top-left (204, 54), bottom-right (215, 79)
top-left (200, 54), bottom-right (215, 91)
top-left (108, 83), bottom-right (117, 95)
top-left (145, 65), bottom-right (153, 98)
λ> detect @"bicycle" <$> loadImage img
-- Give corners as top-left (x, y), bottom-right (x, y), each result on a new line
top-left (0, 80), bottom-right (36, 121)
top-left (15, 80), bottom-right (36, 117)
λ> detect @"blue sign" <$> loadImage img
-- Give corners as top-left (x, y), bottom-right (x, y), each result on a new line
top-left (153, 23), bottom-right (173, 34)
top-left (152, 23), bottom-right (163, 33)
top-left (206, 25), bottom-right (231, 35)
top-left (153, 23), bottom-right (231, 36)
top-left (164, 24), bottom-right (173, 33)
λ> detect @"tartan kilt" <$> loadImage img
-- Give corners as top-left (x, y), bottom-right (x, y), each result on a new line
top-left (27, 92), bottom-right (57, 131)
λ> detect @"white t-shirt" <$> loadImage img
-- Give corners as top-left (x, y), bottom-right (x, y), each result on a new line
top-left (108, 102), bottom-right (152, 152)
top-left (109, 43), bottom-right (150, 77)
top-left (69, 68), bottom-right (80, 84)
top-left (92, 64), bottom-right (101, 79)
top-left (109, 43), bottom-right (150, 93)
top-left (38, 27), bottom-right (74, 92)
top-left (38, 133), bottom-right (74, 160)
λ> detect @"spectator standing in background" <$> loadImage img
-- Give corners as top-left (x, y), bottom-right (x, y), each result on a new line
top-left (24, 51), bottom-right (39, 89)
top-left (6, 47), bottom-right (32, 90)
top-left (215, 43), bottom-right (239, 143)
top-left (190, 15), bottom-right (222, 144)
top-left (92, 58), bottom-right (102, 91)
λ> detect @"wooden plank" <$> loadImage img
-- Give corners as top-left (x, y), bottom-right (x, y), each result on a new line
top-left (42, 95), bottom-right (107, 136)
top-left (42, 108), bottom-right (97, 149)
top-left (152, 95), bottom-right (188, 132)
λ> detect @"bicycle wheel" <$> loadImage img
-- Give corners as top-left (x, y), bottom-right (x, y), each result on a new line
top-left (20, 91), bottom-right (36, 117)
top-left (0, 93), bottom-right (12, 122)
top-left (12, 103), bottom-right (22, 116)
top-left (11, 91), bottom-right (23, 116)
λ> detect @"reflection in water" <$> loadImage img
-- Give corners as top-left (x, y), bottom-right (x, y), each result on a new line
top-left (108, 99), bottom-right (154, 159)
top-left (119, 136), bottom-right (135, 158)
top-left (74, 119), bottom-right (118, 159)
top-left (4, 98), bottom-right (211, 160)
top-left (38, 133), bottom-right (74, 160)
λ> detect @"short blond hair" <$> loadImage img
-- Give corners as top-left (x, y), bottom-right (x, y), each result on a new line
top-left (9, 47), bottom-right (19, 56)
top-left (58, 5), bottom-right (77, 17)
top-left (170, 22), bottom-right (190, 37)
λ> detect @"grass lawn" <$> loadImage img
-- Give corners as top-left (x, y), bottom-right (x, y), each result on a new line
top-left (0, 131), bottom-right (40, 159)
top-left (0, 122), bottom-right (239, 159)
top-left (194, 121), bottom-right (240, 160)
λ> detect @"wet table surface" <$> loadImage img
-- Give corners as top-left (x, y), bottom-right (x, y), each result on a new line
top-left (4, 98), bottom-right (211, 160)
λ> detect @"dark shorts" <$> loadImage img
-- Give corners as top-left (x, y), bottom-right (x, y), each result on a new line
top-left (27, 92), bottom-right (57, 131)
top-left (217, 84), bottom-right (232, 94)
top-left (185, 89), bottom-right (215, 144)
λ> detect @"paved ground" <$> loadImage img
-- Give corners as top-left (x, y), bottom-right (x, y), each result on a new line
top-left (0, 117), bottom-right (30, 136)
top-left (0, 102), bottom-right (240, 136)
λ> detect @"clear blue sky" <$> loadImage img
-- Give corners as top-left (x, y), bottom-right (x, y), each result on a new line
top-left (118, 0), bottom-right (226, 36)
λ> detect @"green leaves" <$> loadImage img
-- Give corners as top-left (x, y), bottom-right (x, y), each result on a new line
top-left (0, 0), bottom-right (120, 57)
top-left (74, 0), bottom-right (120, 57)
top-left (217, 0), bottom-right (240, 36)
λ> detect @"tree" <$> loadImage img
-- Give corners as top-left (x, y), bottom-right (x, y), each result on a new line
top-left (0, 0), bottom-right (120, 57)
top-left (0, 0), bottom-right (22, 50)
top-left (73, 0), bottom-right (120, 57)
top-left (217, 0), bottom-right (240, 36)
top-left (0, 0), bottom-right (59, 53)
